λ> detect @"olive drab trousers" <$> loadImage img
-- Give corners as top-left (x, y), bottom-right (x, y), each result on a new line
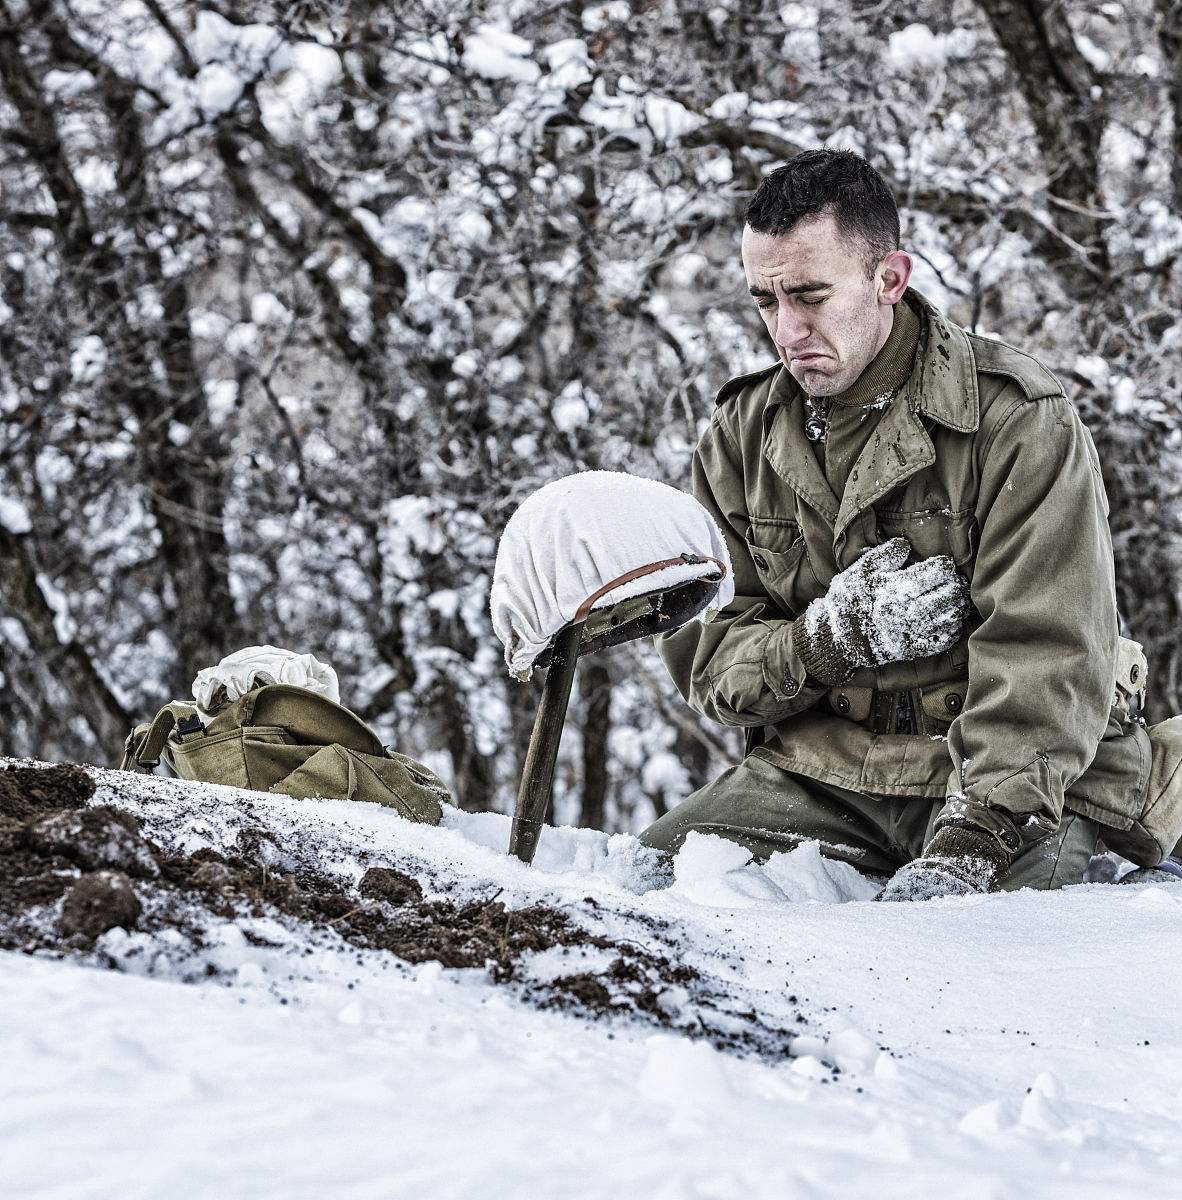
top-left (639, 754), bottom-right (1100, 891)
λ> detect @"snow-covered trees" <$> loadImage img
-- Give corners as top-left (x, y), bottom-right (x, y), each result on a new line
top-left (3, 0), bottom-right (1182, 830)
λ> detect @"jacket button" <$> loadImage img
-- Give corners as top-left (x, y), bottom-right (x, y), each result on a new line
top-left (834, 694), bottom-right (851, 715)
top-left (945, 693), bottom-right (963, 713)
top-left (782, 675), bottom-right (801, 698)
top-left (752, 552), bottom-right (769, 571)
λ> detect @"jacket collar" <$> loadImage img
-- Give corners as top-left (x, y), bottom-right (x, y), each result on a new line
top-left (906, 288), bottom-right (979, 434)
top-left (761, 369), bottom-right (840, 524)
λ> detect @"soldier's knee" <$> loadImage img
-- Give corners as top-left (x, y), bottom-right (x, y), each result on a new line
top-left (638, 812), bottom-right (689, 856)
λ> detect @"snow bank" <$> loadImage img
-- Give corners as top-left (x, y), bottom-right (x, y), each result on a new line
top-left (2, 760), bottom-right (1180, 1198)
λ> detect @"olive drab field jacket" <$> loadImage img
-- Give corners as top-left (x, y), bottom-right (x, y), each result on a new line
top-left (657, 289), bottom-right (1149, 851)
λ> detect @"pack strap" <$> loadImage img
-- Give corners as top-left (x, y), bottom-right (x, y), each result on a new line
top-left (120, 702), bottom-right (201, 772)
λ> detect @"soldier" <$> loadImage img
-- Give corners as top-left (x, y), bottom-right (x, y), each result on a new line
top-left (641, 149), bottom-right (1147, 901)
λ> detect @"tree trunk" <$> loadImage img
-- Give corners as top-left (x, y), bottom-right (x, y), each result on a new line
top-left (0, 527), bottom-right (130, 758)
top-left (1159, 0), bottom-right (1182, 213)
top-left (972, 0), bottom-right (1107, 278)
top-left (0, 2), bottom-right (238, 687)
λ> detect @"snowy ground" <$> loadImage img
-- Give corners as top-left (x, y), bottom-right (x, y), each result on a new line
top-left (2, 762), bottom-right (1180, 1199)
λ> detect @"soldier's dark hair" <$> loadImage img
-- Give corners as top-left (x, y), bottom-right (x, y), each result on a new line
top-left (745, 150), bottom-right (900, 276)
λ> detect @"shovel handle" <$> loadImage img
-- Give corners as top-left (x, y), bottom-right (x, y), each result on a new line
top-left (509, 621), bottom-right (583, 863)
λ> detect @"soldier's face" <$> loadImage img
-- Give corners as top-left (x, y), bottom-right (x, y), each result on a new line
top-left (742, 213), bottom-right (912, 397)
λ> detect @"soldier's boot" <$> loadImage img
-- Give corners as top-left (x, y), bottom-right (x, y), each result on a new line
top-left (1118, 856), bottom-right (1182, 885)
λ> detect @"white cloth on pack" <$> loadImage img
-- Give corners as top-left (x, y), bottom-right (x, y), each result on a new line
top-left (192, 645), bottom-right (341, 717)
top-left (490, 471), bottom-right (734, 679)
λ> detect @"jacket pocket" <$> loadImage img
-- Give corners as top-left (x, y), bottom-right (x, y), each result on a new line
top-left (876, 506), bottom-right (976, 568)
top-left (746, 518), bottom-right (812, 610)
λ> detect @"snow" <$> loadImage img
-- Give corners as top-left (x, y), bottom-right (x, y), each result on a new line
top-left (462, 26), bottom-right (541, 85)
top-left (249, 292), bottom-right (290, 326)
top-left (579, 79), bottom-right (704, 146)
top-left (1075, 34), bottom-right (1111, 74)
top-left (581, 2), bottom-right (630, 33)
top-left (551, 380), bottom-right (593, 432)
top-left (541, 39), bottom-right (593, 91)
top-left (643, 95), bottom-right (705, 142)
top-left (801, 538), bottom-right (968, 669)
top-left (4, 763), bottom-right (1182, 1198)
top-left (225, 322), bottom-right (258, 357)
top-left (197, 63), bottom-right (245, 117)
top-left (779, 3), bottom-right (820, 64)
top-left (42, 69), bottom-right (96, 100)
top-left (707, 91), bottom-right (750, 120)
top-left (0, 492), bottom-right (32, 534)
top-left (34, 572), bottom-right (76, 642)
top-left (191, 12), bottom-right (283, 71)
top-left (886, 23), bottom-right (975, 72)
top-left (69, 335), bottom-right (108, 383)
top-left (203, 379), bottom-right (238, 426)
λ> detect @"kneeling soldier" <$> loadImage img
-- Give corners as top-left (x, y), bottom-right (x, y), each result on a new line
top-left (642, 149), bottom-right (1140, 900)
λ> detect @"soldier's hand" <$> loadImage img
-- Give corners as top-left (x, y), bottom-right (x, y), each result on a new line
top-left (790, 538), bottom-right (971, 686)
top-left (875, 825), bottom-right (1011, 902)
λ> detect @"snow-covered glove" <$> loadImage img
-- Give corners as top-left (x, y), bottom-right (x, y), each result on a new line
top-left (790, 538), bottom-right (971, 686)
top-left (875, 826), bottom-right (1011, 902)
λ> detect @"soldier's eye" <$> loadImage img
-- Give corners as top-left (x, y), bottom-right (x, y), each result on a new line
top-left (755, 298), bottom-right (776, 310)
top-left (802, 296), bottom-right (827, 306)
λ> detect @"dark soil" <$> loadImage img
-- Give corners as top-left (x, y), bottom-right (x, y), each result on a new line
top-left (0, 762), bottom-right (93, 820)
top-left (0, 763), bottom-right (802, 1057)
top-left (59, 870), bottom-right (143, 940)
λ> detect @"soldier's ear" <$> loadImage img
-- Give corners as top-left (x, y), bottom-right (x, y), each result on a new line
top-left (878, 251), bottom-right (912, 304)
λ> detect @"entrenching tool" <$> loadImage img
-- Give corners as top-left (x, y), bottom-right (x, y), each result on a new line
top-left (507, 555), bottom-right (727, 864)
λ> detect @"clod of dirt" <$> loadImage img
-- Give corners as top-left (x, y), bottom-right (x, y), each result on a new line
top-left (548, 973), bottom-right (612, 1009)
top-left (25, 807), bottom-right (160, 879)
top-left (355, 896), bottom-right (582, 975)
top-left (0, 763), bottom-right (94, 821)
top-left (235, 826), bottom-right (297, 871)
top-left (358, 866), bottom-right (423, 906)
top-left (189, 859), bottom-right (238, 893)
top-left (58, 871), bottom-right (142, 940)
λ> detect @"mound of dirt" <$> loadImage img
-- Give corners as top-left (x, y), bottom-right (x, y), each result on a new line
top-left (0, 763), bottom-right (802, 1057)
top-left (0, 762), bottom-right (93, 821)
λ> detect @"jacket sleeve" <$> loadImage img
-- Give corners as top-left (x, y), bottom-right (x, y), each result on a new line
top-left (656, 409), bottom-right (827, 726)
top-left (937, 391), bottom-right (1117, 850)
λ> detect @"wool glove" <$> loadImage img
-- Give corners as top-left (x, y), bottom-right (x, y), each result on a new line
top-left (875, 825), bottom-right (1012, 903)
top-left (790, 538), bottom-right (971, 687)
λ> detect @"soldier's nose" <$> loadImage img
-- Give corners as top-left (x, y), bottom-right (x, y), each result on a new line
top-left (775, 310), bottom-right (810, 348)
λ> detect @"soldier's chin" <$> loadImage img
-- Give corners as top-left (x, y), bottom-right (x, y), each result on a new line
top-left (791, 362), bottom-right (846, 396)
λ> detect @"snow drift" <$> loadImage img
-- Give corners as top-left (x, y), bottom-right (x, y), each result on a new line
top-left (2, 758), bottom-right (1179, 1199)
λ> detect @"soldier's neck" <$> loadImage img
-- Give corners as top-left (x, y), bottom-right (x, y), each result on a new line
top-left (823, 299), bottom-right (922, 409)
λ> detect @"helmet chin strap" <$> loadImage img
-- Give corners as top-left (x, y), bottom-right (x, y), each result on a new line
top-left (573, 554), bottom-right (726, 622)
